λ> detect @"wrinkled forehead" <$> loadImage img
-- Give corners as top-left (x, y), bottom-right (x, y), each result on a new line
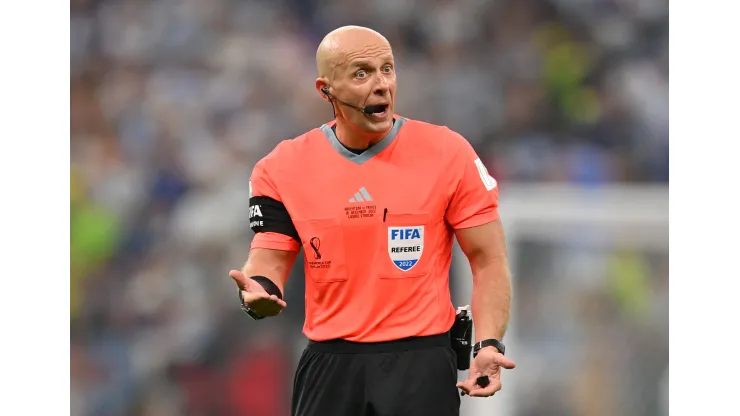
top-left (334, 38), bottom-right (394, 71)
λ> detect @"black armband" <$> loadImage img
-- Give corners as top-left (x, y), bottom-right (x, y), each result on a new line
top-left (249, 196), bottom-right (300, 242)
top-left (250, 275), bottom-right (283, 300)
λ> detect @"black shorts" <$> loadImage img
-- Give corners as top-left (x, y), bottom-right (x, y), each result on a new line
top-left (291, 332), bottom-right (460, 416)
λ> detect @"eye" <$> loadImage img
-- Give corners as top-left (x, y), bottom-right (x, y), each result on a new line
top-left (356, 70), bottom-right (367, 78)
top-left (382, 65), bottom-right (393, 73)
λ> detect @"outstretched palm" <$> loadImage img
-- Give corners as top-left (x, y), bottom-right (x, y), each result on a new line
top-left (456, 347), bottom-right (516, 397)
top-left (230, 270), bottom-right (286, 317)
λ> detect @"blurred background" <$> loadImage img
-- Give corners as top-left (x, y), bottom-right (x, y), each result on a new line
top-left (70, 0), bottom-right (668, 415)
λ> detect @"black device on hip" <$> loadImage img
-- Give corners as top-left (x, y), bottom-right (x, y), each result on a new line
top-left (450, 305), bottom-right (473, 370)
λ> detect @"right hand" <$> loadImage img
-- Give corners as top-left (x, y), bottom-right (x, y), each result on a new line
top-left (229, 270), bottom-right (287, 317)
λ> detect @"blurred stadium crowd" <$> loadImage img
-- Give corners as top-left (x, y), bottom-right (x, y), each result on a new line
top-left (70, 0), bottom-right (668, 415)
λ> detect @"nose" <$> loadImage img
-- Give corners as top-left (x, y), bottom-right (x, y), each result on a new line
top-left (373, 75), bottom-right (390, 96)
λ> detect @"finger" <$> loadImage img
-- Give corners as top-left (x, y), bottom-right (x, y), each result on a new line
top-left (456, 378), bottom-right (478, 394)
top-left (494, 355), bottom-right (517, 370)
top-left (457, 376), bottom-right (488, 396)
top-left (248, 293), bottom-right (284, 306)
top-left (229, 270), bottom-right (247, 288)
top-left (268, 295), bottom-right (287, 308)
top-left (468, 378), bottom-right (503, 397)
top-left (241, 290), bottom-right (270, 304)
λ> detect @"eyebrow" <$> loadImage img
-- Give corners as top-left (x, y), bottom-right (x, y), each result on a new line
top-left (349, 58), bottom-right (394, 69)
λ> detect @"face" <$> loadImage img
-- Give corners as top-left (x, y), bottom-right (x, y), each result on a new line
top-left (330, 44), bottom-right (397, 134)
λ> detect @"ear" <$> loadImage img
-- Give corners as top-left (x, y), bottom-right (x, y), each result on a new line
top-left (315, 79), bottom-right (331, 102)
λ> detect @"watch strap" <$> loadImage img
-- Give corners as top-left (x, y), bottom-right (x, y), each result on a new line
top-left (239, 289), bottom-right (265, 320)
top-left (473, 339), bottom-right (506, 357)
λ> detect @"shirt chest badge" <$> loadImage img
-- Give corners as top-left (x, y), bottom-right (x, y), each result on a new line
top-left (387, 226), bottom-right (424, 271)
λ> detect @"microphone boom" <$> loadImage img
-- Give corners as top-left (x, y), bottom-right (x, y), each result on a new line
top-left (324, 89), bottom-right (387, 115)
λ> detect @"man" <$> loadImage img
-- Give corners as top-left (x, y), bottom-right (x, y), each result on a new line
top-left (229, 26), bottom-right (515, 416)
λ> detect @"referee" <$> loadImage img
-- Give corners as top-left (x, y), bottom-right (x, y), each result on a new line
top-left (230, 25), bottom-right (515, 416)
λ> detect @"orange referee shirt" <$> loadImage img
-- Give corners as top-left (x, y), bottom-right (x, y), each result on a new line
top-left (248, 116), bottom-right (500, 342)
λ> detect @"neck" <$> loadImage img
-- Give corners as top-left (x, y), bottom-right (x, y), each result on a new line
top-left (334, 117), bottom-right (391, 150)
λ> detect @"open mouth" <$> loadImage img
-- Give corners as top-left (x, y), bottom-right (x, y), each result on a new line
top-left (366, 104), bottom-right (389, 117)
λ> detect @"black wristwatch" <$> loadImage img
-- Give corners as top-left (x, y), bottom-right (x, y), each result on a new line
top-left (239, 289), bottom-right (265, 320)
top-left (473, 339), bottom-right (506, 357)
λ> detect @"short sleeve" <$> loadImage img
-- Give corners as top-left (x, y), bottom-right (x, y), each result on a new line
top-left (445, 131), bottom-right (500, 229)
top-left (249, 158), bottom-right (301, 252)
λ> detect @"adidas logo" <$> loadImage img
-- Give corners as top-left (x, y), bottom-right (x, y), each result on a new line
top-left (349, 187), bottom-right (373, 203)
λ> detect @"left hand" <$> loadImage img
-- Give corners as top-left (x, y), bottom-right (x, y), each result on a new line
top-left (456, 347), bottom-right (516, 397)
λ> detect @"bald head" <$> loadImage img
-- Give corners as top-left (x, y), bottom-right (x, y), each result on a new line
top-left (314, 26), bottom-right (397, 140)
top-left (316, 26), bottom-right (391, 80)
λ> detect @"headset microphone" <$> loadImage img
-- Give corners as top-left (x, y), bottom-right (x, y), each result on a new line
top-left (321, 87), bottom-right (387, 115)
